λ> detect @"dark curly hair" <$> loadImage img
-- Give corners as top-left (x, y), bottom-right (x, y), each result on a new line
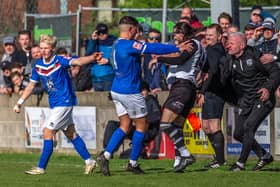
top-left (173, 22), bottom-right (194, 40)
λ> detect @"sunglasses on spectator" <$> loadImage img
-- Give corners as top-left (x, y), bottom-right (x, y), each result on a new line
top-left (148, 36), bottom-right (160, 41)
top-left (252, 13), bottom-right (261, 17)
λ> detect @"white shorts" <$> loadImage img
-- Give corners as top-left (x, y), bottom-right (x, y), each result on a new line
top-left (111, 91), bottom-right (147, 119)
top-left (44, 107), bottom-right (74, 130)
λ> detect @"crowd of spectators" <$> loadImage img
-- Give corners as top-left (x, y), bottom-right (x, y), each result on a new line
top-left (1, 4), bottom-right (279, 97)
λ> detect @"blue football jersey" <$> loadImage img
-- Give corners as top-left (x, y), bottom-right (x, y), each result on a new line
top-left (111, 39), bottom-right (179, 94)
top-left (30, 55), bottom-right (77, 108)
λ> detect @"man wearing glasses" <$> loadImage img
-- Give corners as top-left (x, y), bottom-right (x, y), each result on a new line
top-left (143, 29), bottom-right (168, 93)
top-left (249, 5), bottom-right (263, 27)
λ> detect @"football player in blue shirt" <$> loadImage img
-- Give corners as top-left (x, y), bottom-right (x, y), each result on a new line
top-left (13, 34), bottom-right (102, 175)
top-left (97, 16), bottom-right (185, 176)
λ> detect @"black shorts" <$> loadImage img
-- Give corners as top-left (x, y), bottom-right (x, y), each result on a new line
top-left (202, 92), bottom-right (225, 119)
top-left (164, 79), bottom-right (196, 117)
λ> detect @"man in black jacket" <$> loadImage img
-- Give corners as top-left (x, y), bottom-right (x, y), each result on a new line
top-left (220, 32), bottom-right (280, 171)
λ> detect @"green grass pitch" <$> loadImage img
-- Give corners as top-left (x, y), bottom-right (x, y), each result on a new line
top-left (0, 153), bottom-right (279, 187)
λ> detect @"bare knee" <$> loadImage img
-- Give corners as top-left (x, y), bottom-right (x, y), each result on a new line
top-left (63, 124), bottom-right (77, 140)
top-left (43, 128), bottom-right (56, 140)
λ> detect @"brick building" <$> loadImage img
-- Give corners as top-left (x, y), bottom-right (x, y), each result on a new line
top-left (0, 0), bottom-right (97, 35)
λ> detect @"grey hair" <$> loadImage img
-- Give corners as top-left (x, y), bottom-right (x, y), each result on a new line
top-left (228, 32), bottom-right (246, 44)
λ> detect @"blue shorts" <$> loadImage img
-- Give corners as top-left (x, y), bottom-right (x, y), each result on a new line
top-left (202, 92), bottom-right (225, 119)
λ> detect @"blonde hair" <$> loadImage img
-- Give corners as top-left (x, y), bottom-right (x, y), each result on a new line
top-left (39, 34), bottom-right (57, 48)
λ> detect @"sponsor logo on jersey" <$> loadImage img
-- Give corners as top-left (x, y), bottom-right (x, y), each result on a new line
top-left (132, 42), bottom-right (143, 50)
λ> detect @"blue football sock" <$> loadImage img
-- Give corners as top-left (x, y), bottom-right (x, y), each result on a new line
top-left (72, 135), bottom-right (91, 160)
top-left (105, 128), bottom-right (126, 154)
top-left (38, 140), bottom-right (53, 169)
top-left (130, 130), bottom-right (145, 161)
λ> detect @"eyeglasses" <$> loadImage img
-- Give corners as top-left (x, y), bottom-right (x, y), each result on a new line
top-left (252, 13), bottom-right (261, 17)
top-left (148, 36), bottom-right (160, 41)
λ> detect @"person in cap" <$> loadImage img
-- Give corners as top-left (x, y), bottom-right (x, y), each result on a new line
top-left (253, 21), bottom-right (277, 54)
top-left (262, 21), bottom-right (276, 41)
top-left (85, 23), bottom-right (117, 91)
top-left (1, 36), bottom-right (21, 63)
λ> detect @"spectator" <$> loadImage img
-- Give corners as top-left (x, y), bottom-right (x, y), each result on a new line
top-left (86, 23), bottom-right (116, 91)
top-left (180, 6), bottom-right (203, 29)
top-left (10, 62), bottom-right (25, 75)
top-left (1, 36), bottom-right (21, 64)
top-left (56, 47), bottom-right (69, 57)
top-left (17, 30), bottom-right (32, 66)
top-left (179, 16), bottom-right (191, 24)
top-left (56, 47), bottom-right (92, 92)
top-left (227, 24), bottom-right (239, 33)
top-left (10, 71), bottom-right (44, 95)
top-left (244, 23), bottom-right (257, 42)
top-left (195, 27), bottom-right (207, 49)
top-left (27, 44), bottom-right (42, 75)
top-left (249, 5), bottom-right (263, 27)
top-left (31, 44), bottom-right (41, 59)
top-left (0, 61), bottom-right (13, 95)
top-left (138, 23), bottom-right (150, 37)
top-left (255, 21), bottom-right (277, 54)
top-left (143, 28), bottom-right (168, 94)
top-left (70, 64), bottom-right (92, 92)
top-left (218, 12), bottom-right (232, 33)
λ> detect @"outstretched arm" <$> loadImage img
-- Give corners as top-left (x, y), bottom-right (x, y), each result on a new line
top-left (71, 52), bottom-right (102, 66)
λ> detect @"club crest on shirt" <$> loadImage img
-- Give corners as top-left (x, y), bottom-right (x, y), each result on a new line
top-left (132, 42), bottom-right (143, 50)
top-left (246, 59), bottom-right (253, 66)
top-left (47, 79), bottom-right (55, 91)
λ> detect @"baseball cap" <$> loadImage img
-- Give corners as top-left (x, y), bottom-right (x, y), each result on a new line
top-left (3, 36), bottom-right (15, 45)
top-left (96, 23), bottom-right (108, 34)
top-left (262, 21), bottom-right (275, 30)
top-left (0, 61), bottom-right (11, 70)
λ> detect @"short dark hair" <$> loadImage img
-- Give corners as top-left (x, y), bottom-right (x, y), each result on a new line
top-left (119, 16), bottom-right (139, 26)
top-left (10, 71), bottom-right (22, 80)
top-left (173, 22), bottom-right (194, 40)
top-left (208, 23), bottom-right (223, 35)
top-left (56, 47), bottom-right (68, 56)
top-left (148, 28), bottom-right (161, 34)
top-left (218, 12), bottom-right (232, 24)
top-left (18, 30), bottom-right (31, 38)
top-left (244, 23), bottom-right (257, 31)
top-left (11, 62), bottom-right (23, 69)
top-left (251, 5), bottom-right (263, 12)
